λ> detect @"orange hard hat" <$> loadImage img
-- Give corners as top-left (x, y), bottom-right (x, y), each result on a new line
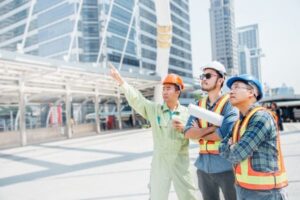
top-left (162, 74), bottom-right (185, 90)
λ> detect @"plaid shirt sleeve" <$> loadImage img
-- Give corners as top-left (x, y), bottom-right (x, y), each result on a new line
top-left (219, 110), bottom-right (275, 165)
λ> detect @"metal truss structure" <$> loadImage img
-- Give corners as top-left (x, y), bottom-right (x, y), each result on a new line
top-left (0, 49), bottom-right (160, 145)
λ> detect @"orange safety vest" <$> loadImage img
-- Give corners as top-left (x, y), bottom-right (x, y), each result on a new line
top-left (232, 106), bottom-right (288, 190)
top-left (198, 94), bottom-right (229, 154)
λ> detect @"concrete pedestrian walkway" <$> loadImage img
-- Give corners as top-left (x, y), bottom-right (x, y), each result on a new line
top-left (0, 128), bottom-right (299, 200)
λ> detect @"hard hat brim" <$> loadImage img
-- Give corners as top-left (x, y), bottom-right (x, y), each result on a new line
top-left (226, 76), bottom-right (263, 101)
top-left (163, 82), bottom-right (184, 91)
top-left (226, 77), bottom-right (250, 88)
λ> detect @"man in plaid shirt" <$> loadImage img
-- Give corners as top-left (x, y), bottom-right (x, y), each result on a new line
top-left (219, 74), bottom-right (288, 200)
top-left (219, 104), bottom-right (278, 171)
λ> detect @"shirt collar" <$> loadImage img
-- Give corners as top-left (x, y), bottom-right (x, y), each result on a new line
top-left (239, 103), bottom-right (259, 119)
top-left (162, 101), bottom-right (182, 115)
top-left (206, 95), bottom-right (224, 109)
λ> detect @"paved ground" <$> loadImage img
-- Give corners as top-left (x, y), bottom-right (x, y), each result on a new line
top-left (0, 128), bottom-right (299, 200)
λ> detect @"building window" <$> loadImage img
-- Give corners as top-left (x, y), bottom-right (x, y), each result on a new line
top-left (38, 19), bottom-right (73, 42)
top-left (39, 36), bottom-right (70, 56)
top-left (37, 3), bottom-right (74, 26)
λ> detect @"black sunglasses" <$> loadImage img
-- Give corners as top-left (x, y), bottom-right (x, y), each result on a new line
top-left (199, 73), bottom-right (218, 80)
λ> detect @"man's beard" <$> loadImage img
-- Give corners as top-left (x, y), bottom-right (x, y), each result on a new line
top-left (202, 79), bottom-right (218, 92)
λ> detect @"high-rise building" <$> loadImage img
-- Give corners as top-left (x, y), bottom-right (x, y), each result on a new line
top-left (0, 0), bottom-right (193, 83)
top-left (0, 0), bottom-right (100, 62)
top-left (238, 46), bottom-right (251, 74)
top-left (237, 24), bottom-right (263, 81)
top-left (209, 0), bottom-right (238, 76)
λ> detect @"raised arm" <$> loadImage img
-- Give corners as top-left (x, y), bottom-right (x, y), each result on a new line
top-left (109, 63), bottom-right (155, 119)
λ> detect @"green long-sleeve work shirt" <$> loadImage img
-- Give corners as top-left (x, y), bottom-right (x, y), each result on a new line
top-left (120, 82), bottom-right (190, 156)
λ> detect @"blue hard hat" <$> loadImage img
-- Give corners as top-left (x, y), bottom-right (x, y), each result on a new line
top-left (226, 74), bottom-right (264, 101)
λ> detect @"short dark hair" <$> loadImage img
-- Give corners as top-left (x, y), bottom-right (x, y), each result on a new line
top-left (174, 84), bottom-right (180, 91)
top-left (216, 71), bottom-right (224, 78)
top-left (173, 84), bottom-right (181, 98)
top-left (209, 69), bottom-right (225, 87)
top-left (216, 71), bottom-right (225, 88)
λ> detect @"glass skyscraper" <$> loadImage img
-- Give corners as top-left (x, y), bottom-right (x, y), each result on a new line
top-left (0, 0), bottom-right (193, 84)
top-left (237, 24), bottom-right (263, 81)
top-left (238, 46), bottom-right (251, 74)
top-left (209, 0), bottom-right (238, 76)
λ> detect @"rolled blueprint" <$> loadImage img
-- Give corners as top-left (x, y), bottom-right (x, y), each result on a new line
top-left (188, 104), bottom-right (224, 126)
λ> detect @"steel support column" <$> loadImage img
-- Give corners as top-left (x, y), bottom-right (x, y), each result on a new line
top-left (116, 89), bottom-right (122, 129)
top-left (65, 85), bottom-right (72, 138)
top-left (19, 80), bottom-right (27, 146)
top-left (95, 94), bottom-right (101, 134)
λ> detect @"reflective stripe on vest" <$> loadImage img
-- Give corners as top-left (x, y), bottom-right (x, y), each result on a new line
top-left (232, 106), bottom-right (288, 190)
top-left (198, 94), bottom-right (229, 154)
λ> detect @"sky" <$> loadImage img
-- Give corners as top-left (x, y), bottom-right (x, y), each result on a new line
top-left (189, 0), bottom-right (300, 93)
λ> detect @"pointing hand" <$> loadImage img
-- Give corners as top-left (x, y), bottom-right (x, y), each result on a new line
top-left (109, 63), bottom-right (124, 85)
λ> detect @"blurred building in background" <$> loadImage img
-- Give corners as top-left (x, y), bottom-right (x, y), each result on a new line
top-left (0, 0), bottom-right (193, 84)
top-left (237, 24), bottom-right (263, 81)
top-left (209, 0), bottom-right (238, 76)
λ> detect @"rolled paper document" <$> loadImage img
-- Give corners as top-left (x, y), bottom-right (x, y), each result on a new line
top-left (188, 104), bottom-right (224, 126)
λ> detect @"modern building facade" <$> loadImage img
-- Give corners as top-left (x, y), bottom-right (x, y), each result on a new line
top-left (0, 0), bottom-right (193, 84)
top-left (238, 45), bottom-right (251, 74)
top-left (209, 0), bottom-right (238, 76)
top-left (237, 24), bottom-right (263, 81)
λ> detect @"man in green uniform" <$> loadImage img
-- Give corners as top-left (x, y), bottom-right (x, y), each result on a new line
top-left (109, 63), bottom-right (197, 200)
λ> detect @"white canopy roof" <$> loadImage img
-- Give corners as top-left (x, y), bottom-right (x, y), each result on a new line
top-left (0, 50), bottom-right (161, 105)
